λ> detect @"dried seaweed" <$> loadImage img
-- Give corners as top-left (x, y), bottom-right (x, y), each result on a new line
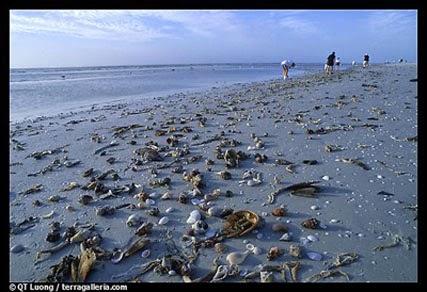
top-left (305, 269), bottom-right (349, 282)
top-left (373, 234), bottom-right (415, 251)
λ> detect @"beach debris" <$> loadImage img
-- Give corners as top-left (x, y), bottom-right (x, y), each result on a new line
top-left (224, 149), bottom-right (239, 168)
top-left (303, 160), bottom-right (318, 165)
top-left (33, 200), bottom-right (43, 207)
top-left (301, 218), bottom-right (320, 229)
top-left (187, 210), bottom-right (202, 224)
top-left (373, 234), bottom-right (415, 251)
top-left (135, 222), bottom-right (153, 236)
top-left (178, 193), bottom-right (188, 204)
top-left (47, 195), bottom-right (62, 203)
top-left (42, 211), bottom-right (55, 219)
top-left (252, 246), bottom-right (262, 255)
top-left (127, 214), bottom-right (143, 227)
top-left (141, 249), bottom-right (151, 258)
top-left (46, 230), bottom-right (61, 243)
top-left (260, 271), bottom-right (274, 282)
top-left (289, 244), bottom-right (302, 258)
top-left (158, 216), bottom-right (170, 225)
top-left (72, 247), bottom-right (97, 282)
top-left (271, 222), bottom-right (288, 232)
top-left (134, 147), bottom-right (163, 162)
top-left (82, 168), bottom-right (94, 177)
top-left (267, 246), bottom-right (283, 261)
top-left (106, 157), bottom-right (116, 164)
top-left (111, 237), bottom-right (150, 264)
top-left (19, 184), bottom-right (43, 195)
top-left (254, 153), bottom-right (268, 163)
top-left (221, 210), bottom-right (260, 238)
top-left (207, 207), bottom-right (223, 217)
top-left (70, 229), bottom-right (92, 244)
top-left (305, 269), bottom-right (349, 282)
top-left (27, 144), bottom-right (69, 160)
top-left (44, 255), bottom-right (78, 282)
top-left (61, 182), bottom-right (80, 192)
top-left (226, 250), bottom-right (250, 265)
top-left (94, 141), bottom-right (119, 155)
top-left (214, 243), bottom-right (227, 254)
top-left (149, 177), bottom-right (171, 188)
top-left (78, 195), bottom-right (94, 205)
top-left (268, 180), bottom-right (320, 203)
top-left (95, 206), bottom-right (115, 216)
top-left (217, 170), bottom-right (232, 180)
top-left (336, 158), bottom-right (370, 170)
top-left (272, 207), bottom-right (286, 217)
top-left (241, 169), bottom-right (263, 186)
top-left (192, 220), bottom-right (208, 235)
top-left (183, 169), bottom-right (204, 190)
top-left (280, 233), bottom-right (292, 241)
top-left (324, 144), bottom-right (343, 152)
top-left (11, 244), bottom-right (25, 253)
top-left (310, 205), bottom-right (319, 211)
top-left (64, 159), bottom-right (81, 168)
top-left (327, 252), bottom-right (359, 270)
top-left (146, 207), bottom-right (160, 217)
top-left (10, 216), bottom-right (39, 235)
top-left (306, 235), bottom-right (318, 242)
top-left (275, 159), bottom-right (293, 165)
top-left (306, 252), bottom-right (322, 261)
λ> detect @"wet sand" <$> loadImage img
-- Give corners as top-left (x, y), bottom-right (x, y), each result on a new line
top-left (10, 64), bottom-right (417, 282)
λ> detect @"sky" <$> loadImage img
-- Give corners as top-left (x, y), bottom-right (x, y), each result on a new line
top-left (10, 10), bottom-right (417, 68)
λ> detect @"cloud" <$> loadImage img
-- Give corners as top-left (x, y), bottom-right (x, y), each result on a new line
top-left (10, 10), bottom-right (242, 41)
top-left (279, 16), bottom-right (318, 34)
top-left (365, 10), bottom-right (416, 35)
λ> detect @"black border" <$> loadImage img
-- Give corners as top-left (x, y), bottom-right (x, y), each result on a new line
top-left (3, 0), bottom-right (424, 290)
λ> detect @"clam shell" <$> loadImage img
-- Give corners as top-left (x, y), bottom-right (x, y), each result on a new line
top-left (307, 235), bottom-right (318, 242)
top-left (158, 216), bottom-right (169, 225)
top-left (186, 210), bottom-right (201, 224)
top-left (226, 250), bottom-right (250, 265)
top-left (126, 214), bottom-right (142, 227)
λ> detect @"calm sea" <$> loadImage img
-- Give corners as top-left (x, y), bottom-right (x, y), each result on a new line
top-left (10, 63), bottom-right (343, 121)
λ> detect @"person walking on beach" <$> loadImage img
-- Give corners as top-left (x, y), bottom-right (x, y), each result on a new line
top-left (363, 53), bottom-right (370, 68)
top-left (281, 60), bottom-right (295, 80)
top-left (325, 52), bottom-right (336, 75)
top-left (335, 57), bottom-right (341, 70)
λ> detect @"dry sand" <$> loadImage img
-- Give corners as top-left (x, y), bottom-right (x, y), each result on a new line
top-left (10, 64), bottom-right (417, 282)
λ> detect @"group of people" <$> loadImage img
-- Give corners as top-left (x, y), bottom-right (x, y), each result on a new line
top-left (281, 52), bottom-right (370, 80)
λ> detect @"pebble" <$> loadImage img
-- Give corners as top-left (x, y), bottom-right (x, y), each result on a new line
top-left (329, 219), bottom-right (339, 223)
top-left (158, 216), bottom-right (169, 225)
top-left (207, 207), bottom-right (222, 217)
top-left (168, 270), bottom-right (176, 276)
top-left (186, 210), bottom-right (201, 224)
top-left (310, 205), bottom-right (319, 211)
top-left (11, 244), bottom-right (24, 253)
top-left (243, 239), bottom-right (249, 244)
top-left (322, 175), bottom-right (330, 181)
top-left (279, 233), bottom-right (291, 241)
top-left (165, 207), bottom-right (174, 213)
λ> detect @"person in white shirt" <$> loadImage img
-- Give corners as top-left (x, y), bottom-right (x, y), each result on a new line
top-left (335, 57), bottom-right (341, 70)
top-left (281, 60), bottom-right (295, 80)
top-left (352, 60), bottom-right (356, 66)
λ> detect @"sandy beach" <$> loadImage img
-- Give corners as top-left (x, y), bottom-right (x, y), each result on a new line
top-left (9, 64), bottom-right (417, 282)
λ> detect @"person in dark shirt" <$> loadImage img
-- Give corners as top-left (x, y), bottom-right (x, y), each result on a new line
top-left (363, 53), bottom-right (370, 68)
top-left (325, 51), bottom-right (336, 75)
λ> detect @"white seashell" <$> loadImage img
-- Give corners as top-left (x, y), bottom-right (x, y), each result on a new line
top-left (141, 249), bottom-right (151, 258)
top-left (165, 207), bottom-right (174, 213)
top-left (226, 250), bottom-right (250, 265)
top-left (279, 233), bottom-right (291, 241)
top-left (145, 199), bottom-right (156, 206)
top-left (148, 192), bottom-right (158, 198)
top-left (322, 175), bottom-right (330, 181)
top-left (161, 192), bottom-right (172, 200)
top-left (307, 235), bottom-right (318, 242)
top-left (168, 270), bottom-right (176, 276)
top-left (42, 211), bottom-right (55, 219)
top-left (329, 219), bottom-right (339, 223)
top-left (11, 244), bottom-right (25, 253)
top-left (126, 214), bottom-right (142, 227)
top-left (310, 205), bottom-right (319, 211)
top-left (246, 243), bottom-right (255, 251)
top-left (186, 210), bottom-right (201, 224)
top-left (158, 216), bottom-right (169, 225)
top-left (306, 252), bottom-right (322, 261)
top-left (207, 207), bottom-right (222, 217)
top-left (253, 246), bottom-right (262, 255)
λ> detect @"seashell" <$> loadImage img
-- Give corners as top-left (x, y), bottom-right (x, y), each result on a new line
top-left (289, 244), bottom-right (302, 258)
top-left (260, 271), bottom-right (274, 283)
top-left (161, 192), bottom-right (172, 200)
top-left (96, 206), bottom-right (115, 216)
top-left (46, 230), bottom-right (61, 243)
top-left (49, 221), bottom-right (61, 232)
top-left (272, 223), bottom-right (288, 233)
top-left (310, 205), bottom-right (319, 211)
top-left (272, 207), bottom-right (286, 217)
top-left (158, 216), bottom-right (169, 225)
top-left (192, 220), bottom-right (208, 234)
top-left (253, 246), bottom-right (262, 255)
top-left (322, 175), bottom-right (330, 181)
top-left (76, 248), bottom-right (96, 282)
top-left (247, 179), bottom-right (262, 186)
top-left (224, 149), bottom-right (238, 168)
top-left (78, 195), bottom-right (93, 205)
top-left (69, 229), bottom-right (91, 243)
top-left (302, 160), bottom-right (318, 165)
top-left (301, 218), bottom-right (320, 229)
top-left (226, 250), bottom-right (250, 265)
top-left (307, 235), bottom-right (318, 242)
top-left (279, 233), bottom-right (292, 241)
top-left (219, 208), bottom-right (234, 218)
top-left (141, 249), bottom-right (151, 258)
top-left (126, 214), bottom-right (143, 227)
top-left (61, 182), bottom-right (80, 192)
top-left (165, 207), bottom-right (174, 213)
top-left (246, 243), bottom-right (255, 251)
top-left (217, 170), bottom-right (232, 180)
top-left (11, 244), bottom-right (25, 253)
top-left (186, 210), bottom-right (201, 224)
top-left (111, 237), bottom-right (150, 264)
top-left (255, 141), bottom-right (264, 149)
top-left (306, 251), bottom-right (322, 261)
top-left (148, 192), bottom-right (158, 199)
top-left (207, 207), bottom-right (222, 217)
top-left (222, 210), bottom-right (259, 238)
top-left (267, 246), bottom-right (282, 261)
top-left (42, 211), bottom-right (55, 219)
top-left (214, 243), bottom-right (227, 254)
top-left (191, 198), bottom-right (204, 205)
top-left (329, 219), bottom-right (339, 224)
top-left (254, 153), bottom-right (267, 163)
top-left (204, 228), bottom-right (218, 239)
top-left (145, 199), bottom-right (156, 206)
top-left (48, 195), bottom-right (61, 202)
top-left (146, 207), bottom-right (160, 217)
top-left (178, 193), bottom-right (188, 204)
top-left (82, 168), bottom-right (94, 177)
top-left (135, 222), bottom-right (153, 236)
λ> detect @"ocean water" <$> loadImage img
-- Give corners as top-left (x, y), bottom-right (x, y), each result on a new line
top-left (10, 63), bottom-right (343, 121)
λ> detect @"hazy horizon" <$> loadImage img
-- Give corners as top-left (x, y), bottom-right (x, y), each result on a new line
top-left (10, 10), bottom-right (417, 68)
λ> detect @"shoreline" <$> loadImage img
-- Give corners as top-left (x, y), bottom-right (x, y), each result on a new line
top-left (10, 64), bottom-right (417, 282)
